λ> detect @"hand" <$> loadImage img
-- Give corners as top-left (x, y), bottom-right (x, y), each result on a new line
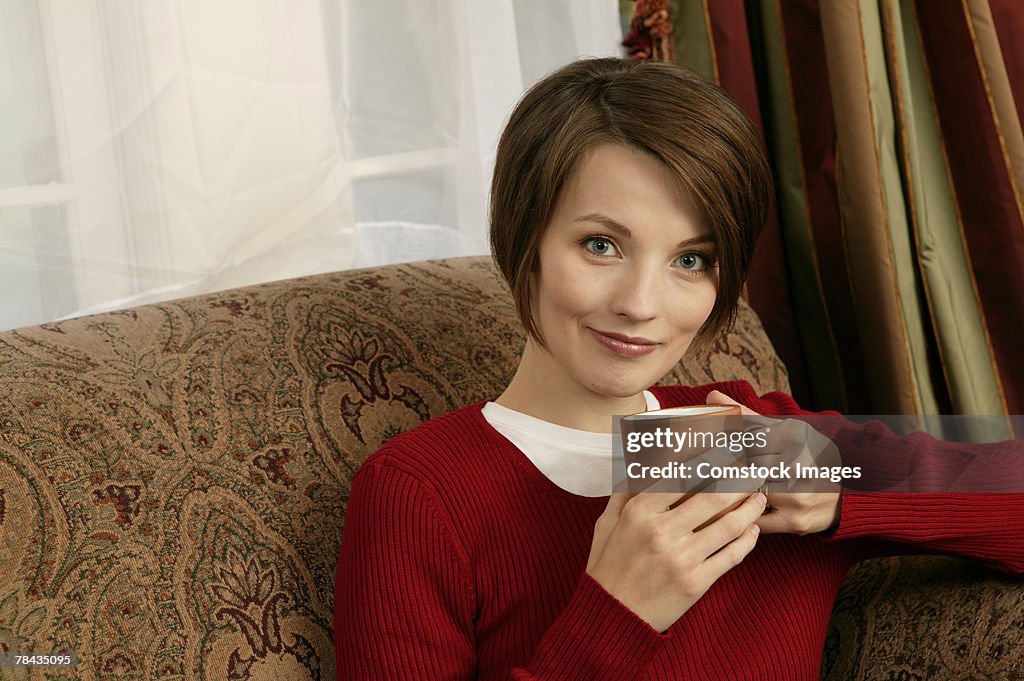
top-left (705, 390), bottom-right (842, 535)
top-left (586, 481), bottom-right (766, 633)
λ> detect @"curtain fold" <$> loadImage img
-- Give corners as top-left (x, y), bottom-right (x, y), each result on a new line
top-left (1, 1), bottom-right (623, 332)
top-left (691, 0), bottom-right (817, 410)
top-left (626, 0), bottom-right (1024, 424)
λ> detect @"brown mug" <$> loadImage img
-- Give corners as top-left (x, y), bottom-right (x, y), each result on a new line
top-left (617, 404), bottom-right (754, 527)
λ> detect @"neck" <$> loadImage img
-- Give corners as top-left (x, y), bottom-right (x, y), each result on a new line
top-left (495, 339), bottom-right (648, 433)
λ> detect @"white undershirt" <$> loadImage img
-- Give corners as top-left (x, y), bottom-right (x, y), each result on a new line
top-left (482, 390), bottom-right (662, 498)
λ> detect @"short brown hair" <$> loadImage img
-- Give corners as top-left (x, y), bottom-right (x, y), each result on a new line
top-left (489, 57), bottom-right (773, 358)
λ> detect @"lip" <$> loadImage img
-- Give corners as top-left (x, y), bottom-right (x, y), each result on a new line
top-left (588, 328), bottom-right (660, 357)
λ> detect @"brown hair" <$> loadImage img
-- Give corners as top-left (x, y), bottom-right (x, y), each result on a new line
top-left (489, 57), bottom-right (773, 358)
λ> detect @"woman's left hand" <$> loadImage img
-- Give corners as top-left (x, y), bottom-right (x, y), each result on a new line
top-left (705, 390), bottom-right (842, 535)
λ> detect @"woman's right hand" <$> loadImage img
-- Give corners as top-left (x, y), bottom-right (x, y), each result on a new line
top-left (585, 487), bottom-right (766, 633)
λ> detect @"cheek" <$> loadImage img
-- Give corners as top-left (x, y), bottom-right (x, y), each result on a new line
top-left (539, 281), bottom-right (594, 327)
top-left (671, 286), bottom-right (718, 336)
top-left (699, 289), bottom-right (718, 320)
top-left (537, 259), bottom-right (601, 319)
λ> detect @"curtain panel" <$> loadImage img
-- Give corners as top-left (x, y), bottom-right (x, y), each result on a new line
top-left (0, 1), bottom-right (623, 332)
top-left (625, 0), bottom-right (1024, 426)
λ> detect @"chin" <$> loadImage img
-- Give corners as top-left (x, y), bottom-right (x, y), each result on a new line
top-left (585, 373), bottom-right (659, 400)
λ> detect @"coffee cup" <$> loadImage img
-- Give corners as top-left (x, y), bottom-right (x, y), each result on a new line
top-left (616, 405), bottom-right (758, 523)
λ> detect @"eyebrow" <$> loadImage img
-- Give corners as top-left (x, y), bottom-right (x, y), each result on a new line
top-left (573, 213), bottom-right (716, 248)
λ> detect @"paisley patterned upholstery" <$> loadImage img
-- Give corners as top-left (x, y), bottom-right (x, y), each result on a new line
top-left (0, 255), bottom-right (1019, 679)
top-left (823, 555), bottom-right (1024, 679)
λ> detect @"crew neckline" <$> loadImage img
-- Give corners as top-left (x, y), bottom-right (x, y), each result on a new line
top-left (482, 389), bottom-right (660, 442)
top-left (475, 389), bottom-right (661, 503)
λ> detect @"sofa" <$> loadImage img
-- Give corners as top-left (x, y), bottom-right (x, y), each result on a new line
top-left (1, 255), bottom-right (1021, 680)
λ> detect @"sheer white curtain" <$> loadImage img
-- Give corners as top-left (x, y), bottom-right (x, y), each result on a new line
top-left (0, 0), bottom-right (623, 331)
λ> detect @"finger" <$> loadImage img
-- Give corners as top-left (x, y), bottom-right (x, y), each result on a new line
top-left (685, 477), bottom-right (762, 533)
top-left (702, 517), bottom-right (761, 579)
top-left (685, 447), bottom-right (767, 491)
top-left (624, 475), bottom-right (690, 513)
top-left (759, 480), bottom-right (793, 509)
top-left (752, 488), bottom-right (831, 534)
top-left (672, 487), bottom-right (763, 534)
top-left (706, 389), bottom-right (762, 416)
top-left (705, 389), bottom-right (742, 407)
top-left (691, 491), bottom-right (766, 551)
top-left (754, 510), bottom-right (792, 534)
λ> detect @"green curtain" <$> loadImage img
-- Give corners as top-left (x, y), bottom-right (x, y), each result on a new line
top-left (624, 0), bottom-right (1024, 430)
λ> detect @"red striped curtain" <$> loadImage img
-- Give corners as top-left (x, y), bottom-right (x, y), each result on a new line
top-left (625, 0), bottom-right (1024, 426)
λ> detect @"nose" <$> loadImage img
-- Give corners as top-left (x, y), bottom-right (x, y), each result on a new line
top-left (609, 261), bottom-right (660, 322)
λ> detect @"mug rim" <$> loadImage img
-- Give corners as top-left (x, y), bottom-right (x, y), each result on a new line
top-left (622, 404), bottom-right (739, 420)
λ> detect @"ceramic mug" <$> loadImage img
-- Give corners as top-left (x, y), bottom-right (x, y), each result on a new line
top-left (617, 405), bottom-right (761, 523)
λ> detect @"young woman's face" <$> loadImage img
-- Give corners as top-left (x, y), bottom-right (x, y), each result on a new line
top-left (530, 143), bottom-right (719, 400)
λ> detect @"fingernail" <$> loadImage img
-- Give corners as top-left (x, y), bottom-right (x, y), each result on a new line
top-left (751, 525), bottom-right (760, 537)
top-left (755, 492), bottom-right (767, 508)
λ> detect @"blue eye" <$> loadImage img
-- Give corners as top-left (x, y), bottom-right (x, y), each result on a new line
top-left (677, 252), bottom-right (713, 271)
top-left (583, 237), bottom-right (618, 257)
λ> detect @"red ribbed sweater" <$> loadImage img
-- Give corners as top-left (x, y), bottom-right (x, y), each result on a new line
top-left (333, 381), bottom-right (1024, 680)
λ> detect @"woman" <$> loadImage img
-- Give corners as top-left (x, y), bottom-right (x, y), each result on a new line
top-left (334, 57), bottom-right (1024, 680)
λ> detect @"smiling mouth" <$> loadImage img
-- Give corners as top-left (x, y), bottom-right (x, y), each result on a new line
top-left (588, 329), bottom-right (660, 357)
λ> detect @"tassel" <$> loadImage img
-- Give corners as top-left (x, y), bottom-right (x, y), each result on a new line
top-left (622, 0), bottom-right (674, 63)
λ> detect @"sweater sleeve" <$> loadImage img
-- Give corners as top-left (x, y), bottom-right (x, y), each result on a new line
top-left (334, 461), bottom-right (477, 679)
top-left (515, 573), bottom-right (671, 680)
top-left (334, 457), bottom-right (671, 680)
top-left (754, 389), bottom-right (1024, 576)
